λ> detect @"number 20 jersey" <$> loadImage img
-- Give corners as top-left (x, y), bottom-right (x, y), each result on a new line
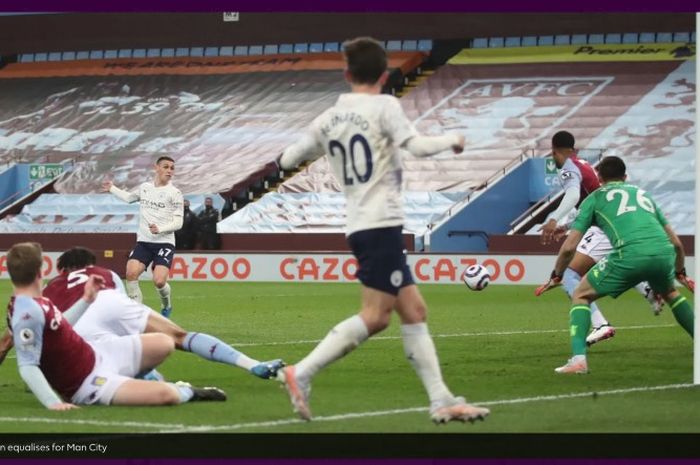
top-left (307, 93), bottom-right (418, 235)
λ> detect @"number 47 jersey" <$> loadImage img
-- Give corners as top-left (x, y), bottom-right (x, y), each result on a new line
top-left (307, 93), bottom-right (419, 236)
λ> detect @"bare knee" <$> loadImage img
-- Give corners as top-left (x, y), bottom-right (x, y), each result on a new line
top-left (152, 333), bottom-right (176, 355)
top-left (125, 270), bottom-right (140, 281)
top-left (170, 327), bottom-right (188, 349)
top-left (360, 308), bottom-right (392, 334)
top-left (153, 276), bottom-right (168, 289)
top-left (157, 383), bottom-right (181, 405)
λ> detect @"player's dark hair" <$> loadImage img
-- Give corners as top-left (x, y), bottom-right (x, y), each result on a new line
top-left (597, 156), bottom-right (627, 182)
top-left (57, 247), bottom-right (97, 271)
top-left (7, 242), bottom-right (43, 286)
top-left (551, 131), bottom-right (575, 150)
top-left (342, 37), bottom-right (387, 85)
top-left (156, 156), bottom-right (174, 165)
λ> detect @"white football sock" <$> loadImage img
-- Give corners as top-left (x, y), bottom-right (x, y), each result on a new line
top-left (401, 322), bottom-right (453, 404)
top-left (126, 280), bottom-right (143, 303)
top-left (157, 283), bottom-right (171, 309)
top-left (295, 315), bottom-right (369, 382)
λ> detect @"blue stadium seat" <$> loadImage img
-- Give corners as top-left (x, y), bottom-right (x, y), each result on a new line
top-left (622, 33), bottom-right (638, 44)
top-left (204, 47), bottom-right (219, 57)
top-left (588, 34), bottom-right (604, 44)
top-left (147, 48), bottom-right (161, 58)
top-left (656, 32), bottom-right (673, 42)
top-left (263, 45), bottom-right (278, 55)
top-left (387, 40), bottom-right (402, 51)
top-left (417, 39), bottom-right (432, 51)
top-left (162, 48), bottom-right (175, 57)
top-left (538, 36), bottom-right (554, 46)
top-left (571, 34), bottom-right (587, 45)
top-left (89, 50), bottom-right (103, 59)
top-left (279, 44), bottom-right (293, 54)
top-left (554, 35), bottom-right (570, 45)
top-left (324, 42), bottom-right (340, 52)
top-left (605, 33), bottom-right (622, 44)
top-left (234, 46), bottom-right (248, 56)
top-left (175, 47), bottom-right (189, 57)
top-left (190, 47), bottom-right (204, 57)
top-left (488, 37), bottom-right (505, 48)
top-left (132, 49), bottom-right (146, 58)
top-left (294, 43), bottom-right (309, 53)
top-left (219, 46), bottom-right (233, 57)
top-left (76, 51), bottom-right (90, 60)
top-left (62, 51), bottom-right (77, 60)
top-left (639, 32), bottom-right (656, 43)
top-left (504, 37), bottom-right (520, 47)
top-left (674, 32), bottom-right (690, 43)
top-left (19, 54), bottom-right (34, 62)
top-left (521, 36), bottom-right (537, 46)
top-left (472, 38), bottom-right (488, 48)
top-left (34, 52), bottom-right (48, 62)
top-left (402, 40), bottom-right (417, 51)
top-left (103, 50), bottom-right (117, 59)
top-left (48, 52), bottom-right (62, 61)
top-left (691, 32), bottom-right (696, 43)
top-left (249, 45), bottom-right (263, 55)
top-left (309, 43), bottom-right (323, 53)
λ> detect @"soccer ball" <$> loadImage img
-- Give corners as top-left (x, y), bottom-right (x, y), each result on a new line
top-left (462, 264), bottom-right (490, 291)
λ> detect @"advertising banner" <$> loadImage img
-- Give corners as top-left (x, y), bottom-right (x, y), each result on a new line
top-left (449, 43), bottom-right (696, 65)
top-left (0, 251), bottom-right (694, 285)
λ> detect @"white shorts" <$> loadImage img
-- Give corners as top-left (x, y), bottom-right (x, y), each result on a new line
top-left (575, 226), bottom-right (612, 263)
top-left (74, 289), bottom-right (152, 343)
top-left (71, 334), bottom-right (143, 405)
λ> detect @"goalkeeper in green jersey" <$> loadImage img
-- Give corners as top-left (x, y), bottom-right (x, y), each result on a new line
top-left (548, 156), bottom-right (694, 374)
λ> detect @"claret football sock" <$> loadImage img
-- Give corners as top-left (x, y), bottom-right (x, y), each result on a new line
top-left (183, 332), bottom-right (258, 370)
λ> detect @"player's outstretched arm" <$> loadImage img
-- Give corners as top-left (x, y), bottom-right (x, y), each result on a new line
top-left (278, 133), bottom-right (325, 170)
top-left (102, 180), bottom-right (139, 203)
top-left (402, 133), bottom-right (465, 158)
top-left (19, 365), bottom-right (76, 410)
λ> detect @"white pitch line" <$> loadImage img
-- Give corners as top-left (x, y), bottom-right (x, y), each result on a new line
top-left (0, 382), bottom-right (693, 433)
top-left (231, 323), bottom-right (676, 347)
top-left (158, 382), bottom-right (696, 433)
top-left (0, 416), bottom-right (185, 429)
top-left (1, 323), bottom-right (677, 360)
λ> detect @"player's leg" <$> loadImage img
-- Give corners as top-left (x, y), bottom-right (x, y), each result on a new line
top-left (647, 254), bottom-right (694, 338)
top-left (395, 284), bottom-right (489, 423)
top-left (279, 286), bottom-right (385, 419)
top-left (145, 312), bottom-right (283, 379)
top-left (570, 228), bottom-right (615, 344)
top-left (554, 276), bottom-right (599, 374)
top-left (633, 281), bottom-right (664, 315)
top-left (152, 265), bottom-right (172, 317)
top-left (125, 251), bottom-right (148, 303)
top-left (151, 244), bottom-right (175, 317)
top-left (139, 332), bottom-right (176, 373)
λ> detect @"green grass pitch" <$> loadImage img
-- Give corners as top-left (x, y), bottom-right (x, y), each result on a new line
top-left (0, 280), bottom-right (697, 433)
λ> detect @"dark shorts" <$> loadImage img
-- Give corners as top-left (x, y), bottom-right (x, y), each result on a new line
top-left (347, 226), bottom-right (414, 296)
top-left (129, 242), bottom-right (175, 270)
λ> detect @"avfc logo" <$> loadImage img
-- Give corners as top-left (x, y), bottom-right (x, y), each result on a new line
top-left (417, 77), bottom-right (614, 155)
top-left (91, 376), bottom-right (107, 386)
